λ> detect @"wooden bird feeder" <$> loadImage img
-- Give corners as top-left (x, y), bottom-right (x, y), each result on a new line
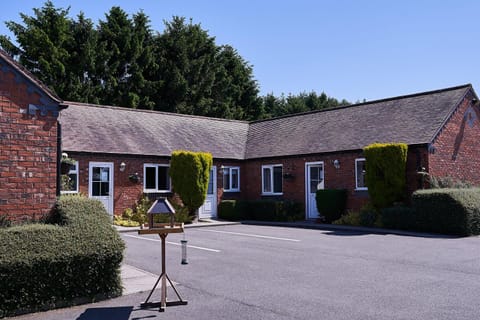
top-left (138, 198), bottom-right (187, 312)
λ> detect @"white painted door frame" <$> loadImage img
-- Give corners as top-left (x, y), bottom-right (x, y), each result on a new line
top-left (88, 162), bottom-right (114, 216)
top-left (199, 166), bottom-right (217, 219)
top-left (305, 161), bottom-right (325, 219)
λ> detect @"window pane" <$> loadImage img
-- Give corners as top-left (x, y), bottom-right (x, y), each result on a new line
top-left (207, 169), bottom-right (214, 194)
top-left (157, 166), bottom-right (170, 190)
top-left (263, 168), bottom-right (271, 193)
top-left (92, 167), bottom-right (101, 182)
top-left (100, 182), bottom-right (109, 196)
top-left (69, 174), bottom-right (78, 191)
top-left (145, 167), bottom-right (156, 189)
top-left (92, 182), bottom-right (100, 196)
top-left (223, 169), bottom-right (231, 190)
top-left (356, 160), bottom-right (366, 188)
top-left (273, 166), bottom-right (282, 193)
top-left (231, 168), bottom-right (239, 189)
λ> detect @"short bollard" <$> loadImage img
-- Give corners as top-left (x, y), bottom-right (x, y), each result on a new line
top-left (181, 239), bottom-right (188, 264)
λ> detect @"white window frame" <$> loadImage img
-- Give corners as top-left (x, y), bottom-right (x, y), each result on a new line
top-left (223, 166), bottom-right (240, 192)
top-left (261, 164), bottom-right (283, 195)
top-left (60, 160), bottom-right (79, 194)
top-left (143, 164), bottom-right (171, 193)
top-left (355, 158), bottom-right (368, 190)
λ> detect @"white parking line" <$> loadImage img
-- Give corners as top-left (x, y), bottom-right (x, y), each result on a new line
top-left (123, 234), bottom-right (221, 252)
top-left (199, 229), bottom-right (301, 242)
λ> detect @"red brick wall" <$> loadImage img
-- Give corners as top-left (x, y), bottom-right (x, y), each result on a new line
top-left (428, 93), bottom-right (480, 184)
top-left (67, 153), bottom-right (170, 215)
top-left (0, 71), bottom-right (59, 221)
top-left (243, 148), bottom-right (426, 216)
top-left (67, 152), bottom-right (244, 215)
top-left (243, 152), bottom-right (370, 215)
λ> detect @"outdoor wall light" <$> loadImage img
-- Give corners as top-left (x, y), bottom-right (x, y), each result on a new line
top-left (119, 162), bottom-right (126, 172)
top-left (333, 159), bottom-right (340, 169)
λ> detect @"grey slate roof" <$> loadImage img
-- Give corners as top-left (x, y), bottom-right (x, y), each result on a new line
top-left (245, 84), bottom-right (473, 159)
top-left (60, 84), bottom-right (474, 160)
top-left (60, 102), bottom-right (249, 159)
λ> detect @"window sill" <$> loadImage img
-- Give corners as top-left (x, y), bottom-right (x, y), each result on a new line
top-left (224, 190), bottom-right (240, 193)
top-left (143, 190), bottom-right (172, 193)
top-left (61, 191), bottom-right (79, 194)
top-left (261, 193), bottom-right (283, 196)
top-left (355, 188), bottom-right (368, 191)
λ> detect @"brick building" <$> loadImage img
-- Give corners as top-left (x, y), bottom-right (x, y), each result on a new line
top-left (0, 50), bottom-right (66, 221)
top-left (58, 84), bottom-right (480, 219)
top-left (1, 48), bottom-right (479, 221)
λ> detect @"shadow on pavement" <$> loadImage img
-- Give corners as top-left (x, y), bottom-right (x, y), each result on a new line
top-left (76, 306), bottom-right (133, 320)
top-left (322, 229), bottom-right (458, 239)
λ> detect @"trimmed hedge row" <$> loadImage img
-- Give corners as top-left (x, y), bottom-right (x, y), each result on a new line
top-left (218, 199), bottom-right (304, 222)
top-left (412, 188), bottom-right (480, 236)
top-left (315, 189), bottom-right (347, 223)
top-left (0, 195), bottom-right (125, 317)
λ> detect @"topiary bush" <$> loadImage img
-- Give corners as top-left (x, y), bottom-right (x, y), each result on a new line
top-left (0, 195), bottom-right (125, 317)
top-left (315, 189), bottom-right (347, 223)
top-left (412, 188), bottom-right (480, 236)
top-left (169, 150), bottom-right (213, 219)
top-left (363, 142), bottom-right (408, 209)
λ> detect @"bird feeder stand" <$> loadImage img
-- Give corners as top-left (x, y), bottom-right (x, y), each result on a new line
top-left (138, 198), bottom-right (188, 312)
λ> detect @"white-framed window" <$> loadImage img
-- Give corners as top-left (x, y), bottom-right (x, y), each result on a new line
top-left (355, 158), bottom-right (367, 190)
top-left (143, 164), bottom-right (171, 192)
top-left (223, 166), bottom-right (240, 192)
top-left (61, 161), bottom-right (79, 194)
top-left (262, 164), bottom-right (283, 195)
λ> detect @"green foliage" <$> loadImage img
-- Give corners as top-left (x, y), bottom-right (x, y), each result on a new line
top-left (218, 200), bottom-right (242, 221)
top-left (261, 91), bottom-right (349, 119)
top-left (412, 189), bottom-right (480, 236)
top-left (0, 214), bottom-right (11, 228)
top-left (131, 195), bottom-right (152, 225)
top-left (218, 199), bottom-right (304, 222)
top-left (0, 195), bottom-right (124, 317)
top-left (333, 203), bottom-right (379, 227)
top-left (315, 189), bottom-right (347, 223)
top-left (428, 176), bottom-right (474, 189)
top-left (113, 207), bottom-right (140, 227)
top-left (0, 2), bottom-right (349, 120)
top-left (154, 205), bottom-right (194, 224)
top-left (169, 151), bottom-right (213, 218)
top-left (363, 143), bottom-right (408, 209)
top-left (380, 206), bottom-right (417, 230)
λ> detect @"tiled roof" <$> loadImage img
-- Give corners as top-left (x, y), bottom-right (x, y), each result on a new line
top-left (246, 84), bottom-right (473, 159)
top-left (0, 49), bottom-right (62, 103)
top-left (60, 102), bottom-right (250, 159)
top-left (60, 84), bottom-right (474, 160)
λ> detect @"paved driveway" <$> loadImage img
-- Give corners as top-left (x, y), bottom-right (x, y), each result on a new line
top-left (122, 224), bottom-right (480, 320)
top-left (13, 224), bottom-right (480, 319)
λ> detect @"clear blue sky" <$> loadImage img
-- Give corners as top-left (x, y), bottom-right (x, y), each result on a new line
top-left (1, 0), bottom-right (479, 102)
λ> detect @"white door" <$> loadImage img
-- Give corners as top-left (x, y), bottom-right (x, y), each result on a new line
top-left (199, 166), bottom-right (217, 219)
top-left (305, 162), bottom-right (324, 219)
top-left (89, 162), bottom-right (114, 216)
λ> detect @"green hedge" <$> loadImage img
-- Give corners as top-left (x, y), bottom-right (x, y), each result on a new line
top-left (380, 206), bottom-right (417, 231)
top-left (315, 189), bottom-right (347, 223)
top-left (0, 195), bottom-right (125, 317)
top-left (412, 188), bottom-right (480, 236)
top-left (364, 142), bottom-right (408, 209)
top-left (218, 199), bottom-right (304, 222)
top-left (170, 150), bottom-right (213, 216)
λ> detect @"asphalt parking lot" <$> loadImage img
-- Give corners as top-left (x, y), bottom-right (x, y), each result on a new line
top-left (13, 224), bottom-right (480, 320)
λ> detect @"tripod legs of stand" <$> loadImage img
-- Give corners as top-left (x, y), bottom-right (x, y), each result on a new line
top-left (140, 233), bottom-right (188, 312)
